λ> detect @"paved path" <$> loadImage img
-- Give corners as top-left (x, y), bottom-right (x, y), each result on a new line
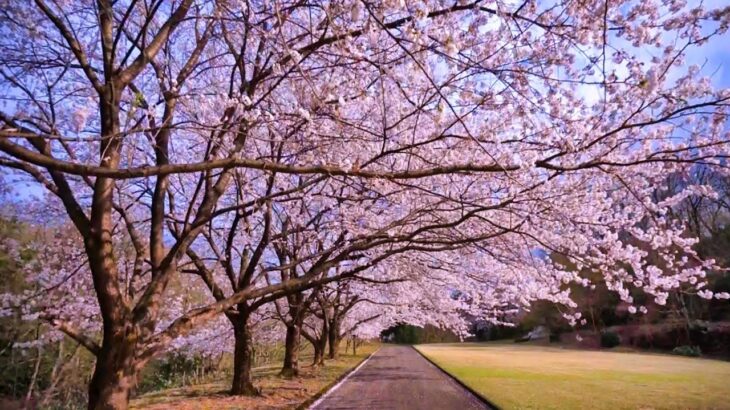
top-left (310, 345), bottom-right (490, 410)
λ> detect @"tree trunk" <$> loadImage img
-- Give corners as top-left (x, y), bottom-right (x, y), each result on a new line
top-left (231, 315), bottom-right (258, 396)
top-left (328, 320), bottom-right (340, 359)
top-left (87, 89), bottom-right (138, 410)
top-left (26, 340), bottom-right (42, 402)
top-left (280, 324), bottom-right (300, 377)
top-left (87, 335), bottom-right (138, 410)
top-left (312, 343), bottom-right (324, 367)
top-left (303, 325), bottom-right (327, 367)
top-left (316, 331), bottom-right (327, 366)
top-left (304, 332), bottom-right (325, 367)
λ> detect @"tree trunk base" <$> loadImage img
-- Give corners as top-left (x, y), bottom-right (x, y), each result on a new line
top-left (87, 339), bottom-right (137, 410)
top-left (230, 383), bottom-right (260, 397)
top-left (279, 367), bottom-right (298, 378)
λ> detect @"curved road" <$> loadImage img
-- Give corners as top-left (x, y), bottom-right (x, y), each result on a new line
top-left (310, 345), bottom-right (490, 410)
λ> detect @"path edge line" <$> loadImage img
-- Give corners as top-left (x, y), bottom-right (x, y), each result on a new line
top-left (301, 347), bottom-right (380, 410)
top-left (411, 345), bottom-right (501, 410)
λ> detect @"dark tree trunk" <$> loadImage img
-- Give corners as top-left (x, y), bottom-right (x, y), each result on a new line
top-left (315, 331), bottom-right (327, 366)
top-left (304, 332), bottom-right (325, 367)
top-left (231, 312), bottom-right (258, 396)
top-left (280, 324), bottom-right (301, 377)
top-left (87, 333), bottom-right (138, 410)
top-left (328, 320), bottom-right (341, 359)
top-left (312, 343), bottom-right (324, 367)
top-left (87, 86), bottom-right (138, 410)
top-left (303, 323), bottom-right (327, 367)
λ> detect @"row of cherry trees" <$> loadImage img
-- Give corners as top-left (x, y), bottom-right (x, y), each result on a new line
top-left (1, 0), bottom-right (730, 409)
top-left (0, 214), bottom-right (447, 399)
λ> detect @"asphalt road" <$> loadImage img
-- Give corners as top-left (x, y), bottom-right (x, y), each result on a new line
top-left (310, 345), bottom-right (490, 410)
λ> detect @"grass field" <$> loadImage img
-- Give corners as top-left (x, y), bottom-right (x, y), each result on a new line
top-left (416, 343), bottom-right (730, 410)
top-left (131, 343), bottom-right (378, 410)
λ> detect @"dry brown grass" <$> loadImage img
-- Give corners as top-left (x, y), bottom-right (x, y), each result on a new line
top-left (130, 344), bottom-right (378, 410)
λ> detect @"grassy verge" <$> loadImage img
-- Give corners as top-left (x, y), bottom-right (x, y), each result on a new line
top-left (416, 342), bottom-right (730, 410)
top-left (131, 343), bottom-right (378, 410)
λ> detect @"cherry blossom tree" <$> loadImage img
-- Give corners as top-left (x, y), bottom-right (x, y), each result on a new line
top-left (326, 285), bottom-right (383, 358)
top-left (301, 300), bottom-right (330, 367)
top-left (1, 1), bottom-right (730, 409)
top-left (316, 280), bottom-right (382, 360)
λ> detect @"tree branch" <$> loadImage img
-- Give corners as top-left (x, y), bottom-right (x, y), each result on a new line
top-left (42, 316), bottom-right (100, 356)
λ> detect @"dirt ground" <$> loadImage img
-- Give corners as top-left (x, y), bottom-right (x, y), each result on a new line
top-left (131, 345), bottom-right (377, 410)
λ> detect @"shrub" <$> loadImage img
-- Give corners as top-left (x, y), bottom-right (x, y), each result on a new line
top-left (672, 345), bottom-right (702, 357)
top-left (137, 353), bottom-right (206, 393)
top-left (600, 331), bottom-right (621, 348)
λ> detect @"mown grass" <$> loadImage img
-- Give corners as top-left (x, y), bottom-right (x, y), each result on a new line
top-left (416, 342), bottom-right (730, 410)
top-left (131, 343), bottom-right (378, 410)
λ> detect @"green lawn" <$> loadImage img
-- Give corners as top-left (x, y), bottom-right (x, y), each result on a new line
top-left (416, 343), bottom-right (730, 410)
